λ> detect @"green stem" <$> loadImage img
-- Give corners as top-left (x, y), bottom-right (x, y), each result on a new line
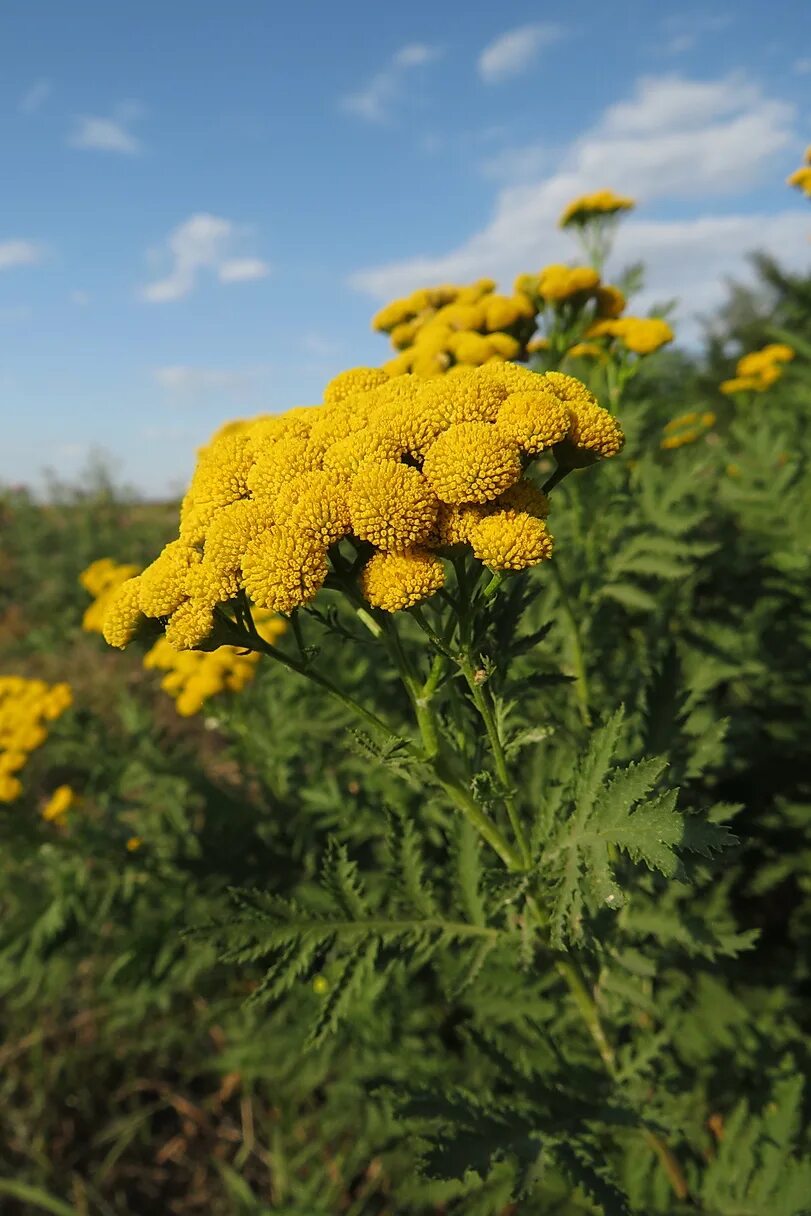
top-left (541, 465), bottom-right (572, 495)
top-left (224, 617), bottom-right (399, 743)
top-left (554, 956), bottom-right (690, 1203)
top-left (439, 777), bottom-right (524, 871)
top-left (549, 561), bottom-right (591, 727)
top-left (459, 654), bottom-right (531, 869)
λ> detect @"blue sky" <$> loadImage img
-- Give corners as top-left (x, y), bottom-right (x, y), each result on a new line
top-left (1, 0), bottom-right (809, 496)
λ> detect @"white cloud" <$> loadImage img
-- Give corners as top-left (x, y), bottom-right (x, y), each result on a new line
top-left (300, 331), bottom-right (342, 358)
top-left (140, 213), bottom-right (270, 303)
top-left (0, 240), bottom-right (45, 271)
top-left (341, 42), bottom-right (441, 123)
top-left (349, 74), bottom-right (807, 340)
top-left (659, 13), bottom-right (732, 56)
top-left (19, 78), bottom-right (51, 114)
top-left (217, 257), bottom-right (270, 283)
top-left (479, 140), bottom-right (555, 182)
top-left (67, 102), bottom-right (144, 154)
top-left (154, 365), bottom-right (257, 400)
top-left (478, 24), bottom-right (564, 84)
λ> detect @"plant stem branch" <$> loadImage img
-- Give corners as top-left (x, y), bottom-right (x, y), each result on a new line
top-left (459, 654), bottom-right (531, 869)
top-left (554, 956), bottom-right (691, 1203)
top-left (549, 561), bottom-right (591, 727)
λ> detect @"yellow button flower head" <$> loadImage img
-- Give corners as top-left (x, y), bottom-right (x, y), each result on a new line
top-left (138, 541), bottom-right (200, 617)
top-left (1, 677), bottom-right (74, 803)
top-left (165, 598), bottom-right (215, 651)
top-left (661, 410), bottom-right (716, 450)
top-left (417, 368), bottom-right (508, 427)
top-left (619, 318), bottom-right (674, 355)
top-left (559, 190), bottom-right (635, 228)
top-left (349, 460), bottom-right (438, 550)
top-left (487, 334), bottom-right (521, 359)
top-left (433, 502), bottom-right (488, 547)
top-left (477, 361), bottom-right (540, 393)
top-left (276, 470), bottom-right (352, 546)
top-left (247, 436), bottom-right (321, 504)
top-left (323, 428), bottom-right (405, 476)
top-left (390, 319), bottom-right (421, 349)
top-left (470, 511), bottom-right (554, 571)
top-left (187, 433), bottom-right (255, 508)
top-left (360, 548), bottom-right (445, 612)
top-left (324, 366), bottom-right (389, 406)
top-left (452, 332), bottom-right (500, 366)
top-left (242, 529), bottom-right (328, 614)
top-left (80, 558), bottom-right (141, 633)
top-left (422, 422), bottom-right (522, 504)
top-left (537, 264), bottom-right (600, 302)
top-left (542, 371), bottom-right (596, 405)
top-left (561, 399), bottom-right (625, 462)
top-left (42, 784), bottom-right (74, 823)
top-left (787, 165), bottom-right (811, 198)
top-left (496, 478), bottom-right (550, 518)
top-left (496, 390), bottom-right (571, 454)
top-left (483, 293), bottom-right (535, 331)
top-left (103, 577), bottom-right (145, 648)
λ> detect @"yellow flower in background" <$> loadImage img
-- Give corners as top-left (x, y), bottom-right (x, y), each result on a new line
top-left (372, 276), bottom-right (542, 376)
top-left (537, 264), bottom-right (600, 303)
top-left (102, 362), bottom-right (624, 649)
top-left (0, 676), bottom-right (73, 803)
top-left (787, 165), bottom-right (811, 198)
top-left (559, 190), bottom-right (636, 228)
top-left (661, 411), bottom-right (716, 450)
top-left (720, 343), bottom-right (795, 394)
top-left (42, 784), bottom-right (75, 823)
top-left (587, 317), bottom-right (674, 354)
top-left (80, 558), bottom-right (141, 633)
top-left (144, 612), bottom-right (284, 715)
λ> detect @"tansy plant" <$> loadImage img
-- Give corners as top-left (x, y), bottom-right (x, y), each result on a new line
top-left (371, 191), bottom-right (673, 410)
top-left (102, 362), bottom-right (622, 869)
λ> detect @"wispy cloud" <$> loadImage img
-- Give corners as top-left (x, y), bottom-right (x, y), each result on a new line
top-left (70, 290), bottom-right (90, 306)
top-left (478, 24), bottom-right (564, 84)
top-left (659, 12), bottom-right (733, 56)
top-left (155, 366), bottom-right (255, 396)
top-left (217, 257), bottom-right (269, 283)
top-left (140, 214), bottom-right (270, 302)
top-left (350, 74), bottom-right (804, 339)
top-left (341, 42), bottom-right (441, 123)
top-left (793, 57), bottom-right (811, 75)
top-left (0, 240), bottom-right (45, 271)
top-left (67, 102), bottom-right (144, 154)
top-left (19, 78), bottom-right (51, 114)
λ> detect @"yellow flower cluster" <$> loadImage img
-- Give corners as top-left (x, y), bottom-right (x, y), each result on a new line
top-left (0, 676), bottom-right (72, 802)
top-left (373, 279), bottom-right (536, 378)
top-left (102, 363), bottom-right (623, 646)
top-left (587, 316), bottom-right (674, 354)
top-left (559, 190), bottom-right (636, 228)
top-left (80, 558), bottom-right (285, 714)
top-left (720, 343), bottom-right (795, 395)
top-left (661, 411), bottom-right (717, 450)
top-left (787, 145), bottom-right (811, 198)
top-left (42, 784), bottom-right (75, 823)
top-left (143, 611), bottom-right (286, 716)
top-left (80, 557), bottom-right (142, 633)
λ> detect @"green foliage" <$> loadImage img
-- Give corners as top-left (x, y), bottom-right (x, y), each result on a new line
top-left (1, 263), bottom-right (811, 1213)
